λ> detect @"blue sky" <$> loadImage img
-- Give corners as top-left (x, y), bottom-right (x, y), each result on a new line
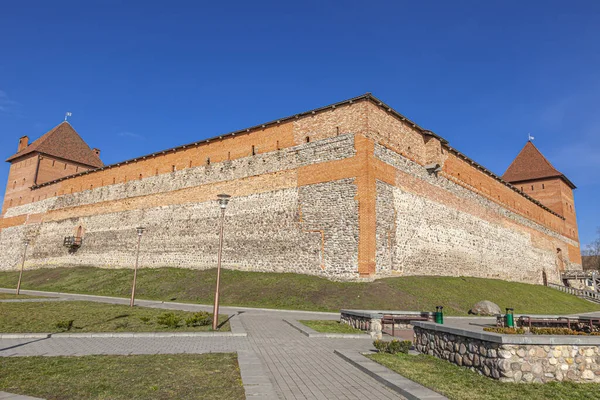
top-left (1, 1), bottom-right (599, 248)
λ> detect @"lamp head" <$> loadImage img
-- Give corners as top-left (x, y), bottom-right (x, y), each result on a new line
top-left (217, 193), bottom-right (231, 209)
top-left (136, 227), bottom-right (146, 236)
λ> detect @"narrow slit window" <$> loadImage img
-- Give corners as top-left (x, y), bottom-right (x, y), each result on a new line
top-left (252, 145), bottom-right (256, 156)
top-left (306, 136), bottom-right (310, 143)
top-left (206, 157), bottom-right (211, 165)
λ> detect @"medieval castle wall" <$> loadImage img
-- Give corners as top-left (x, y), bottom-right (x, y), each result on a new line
top-left (0, 98), bottom-right (582, 282)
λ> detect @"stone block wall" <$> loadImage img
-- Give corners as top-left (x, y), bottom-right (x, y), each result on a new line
top-left (375, 142), bottom-right (580, 284)
top-left (0, 135), bottom-right (360, 279)
top-left (414, 325), bottom-right (600, 383)
top-left (0, 95), bottom-right (583, 281)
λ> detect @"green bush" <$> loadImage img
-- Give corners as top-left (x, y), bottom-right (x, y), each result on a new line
top-left (373, 339), bottom-right (411, 354)
top-left (185, 311), bottom-right (212, 327)
top-left (530, 327), bottom-right (600, 336)
top-left (373, 339), bottom-right (389, 353)
top-left (55, 320), bottom-right (74, 332)
top-left (388, 340), bottom-right (411, 354)
top-left (156, 313), bottom-right (182, 328)
top-left (484, 327), bottom-right (526, 335)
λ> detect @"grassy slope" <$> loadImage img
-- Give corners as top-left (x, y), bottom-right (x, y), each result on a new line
top-left (369, 353), bottom-right (600, 400)
top-left (0, 301), bottom-right (230, 333)
top-left (0, 354), bottom-right (244, 400)
top-left (0, 267), bottom-right (598, 315)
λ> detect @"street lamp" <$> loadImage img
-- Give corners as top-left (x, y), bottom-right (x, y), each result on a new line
top-left (16, 239), bottom-right (30, 295)
top-left (212, 194), bottom-right (231, 330)
top-left (130, 226), bottom-right (146, 307)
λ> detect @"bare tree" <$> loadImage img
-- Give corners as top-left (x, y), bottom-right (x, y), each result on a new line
top-left (583, 228), bottom-right (600, 271)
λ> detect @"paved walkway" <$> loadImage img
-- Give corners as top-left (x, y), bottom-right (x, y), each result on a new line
top-left (0, 289), bottom-right (404, 399)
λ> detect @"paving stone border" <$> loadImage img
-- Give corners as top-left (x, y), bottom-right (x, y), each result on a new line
top-left (237, 349), bottom-right (279, 399)
top-left (0, 392), bottom-right (45, 400)
top-left (0, 331), bottom-right (246, 339)
top-left (283, 319), bottom-right (372, 339)
top-left (0, 298), bottom-right (71, 303)
top-left (335, 350), bottom-right (447, 400)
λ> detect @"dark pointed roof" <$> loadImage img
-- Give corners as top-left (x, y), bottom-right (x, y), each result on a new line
top-left (6, 122), bottom-right (103, 168)
top-left (502, 141), bottom-right (575, 189)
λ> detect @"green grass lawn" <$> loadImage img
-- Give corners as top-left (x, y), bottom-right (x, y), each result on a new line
top-left (0, 354), bottom-right (244, 400)
top-left (0, 301), bottom-right (230, 333)
top-left (299, 320), bottom-right (364, 334)
top-left (369, 352), bottom-right (600, 400)
top-left (0, 266), bottom-right (598, 315)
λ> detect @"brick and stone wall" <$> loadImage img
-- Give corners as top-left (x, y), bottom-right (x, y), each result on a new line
top-left (375, 143), bottom-right (580, 284)
top-left (0, 96), bottom-right (582, 281)
top-left (414, 323), bottom-right (600, 383)
top-left (0, 135), bottom-right (360, 279)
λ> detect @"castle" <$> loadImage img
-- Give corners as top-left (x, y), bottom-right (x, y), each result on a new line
top-left (0, 94), bottom-right (582, 283)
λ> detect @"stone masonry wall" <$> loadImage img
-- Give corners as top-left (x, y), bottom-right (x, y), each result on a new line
top-left (375, 142), bottom-right (580, 284)
top-left (414, 326), bottom-right (600, 383)
top-left (0, 136), bottom-right (360, 279)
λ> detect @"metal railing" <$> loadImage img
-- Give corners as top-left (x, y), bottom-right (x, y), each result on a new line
top-left (63, 236), bottom-right (83, 248)
top-left (561, 270), bottom-right (597, 280)
top-left (548, 283), bottom-right (600, 303)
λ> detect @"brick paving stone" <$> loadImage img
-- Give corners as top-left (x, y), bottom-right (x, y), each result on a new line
top-left (0, 290), bottom-right (405, 399)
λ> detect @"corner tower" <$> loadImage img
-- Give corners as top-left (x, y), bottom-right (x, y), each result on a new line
top-left (502, 141), bottom-right (578, 240)
top-left (2, 122), bottom-right (103, 214)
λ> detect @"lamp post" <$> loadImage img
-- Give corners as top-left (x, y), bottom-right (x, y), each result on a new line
top-left (130, 226), bottom-right (146, 307)
top-left (212, 194), bottom-right (231, 330)
top-left (16, 239), bottom-right (30, 295)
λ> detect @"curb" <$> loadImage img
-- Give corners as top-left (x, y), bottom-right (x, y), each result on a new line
top-left (0, 392), bottom-right (45, 400)
top-left (237, 350), bottom-right (279, 399)
top-left (0, 331), bottom-right (246, 339)
top-left (283, 319), bottom-right (372, 339)
top-left (334, 350), bottom-right (448, 400)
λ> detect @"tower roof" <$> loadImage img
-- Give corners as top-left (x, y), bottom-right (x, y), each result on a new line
top-left (6, 122), bottom-right (103, 168)
top-left (502, 141), bottom-right (575, 189)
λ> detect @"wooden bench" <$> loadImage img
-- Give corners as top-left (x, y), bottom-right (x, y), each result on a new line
top-left (381, 315), bottom-right (430, 337)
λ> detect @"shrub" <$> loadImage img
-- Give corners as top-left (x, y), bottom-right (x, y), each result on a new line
top-left (373, 339), bottom-right (389, 353)
top-left (373, 339), bottom-right (411, 354)
top-left (55, 320), bottom-right (74, 332)
top-left (185, 311), bottom-right (212, 327)
top-left (484, 327), bottom-right (526, 335)
top-left (388, 340), bottom-right (411, 354)
top-left (156, 312), bottom-right (182, 328)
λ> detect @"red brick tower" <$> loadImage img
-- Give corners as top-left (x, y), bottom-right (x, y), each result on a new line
top-left (2, 122), bottom-right (103, 214)
top-left (502, 141), bottom-right (578, 241)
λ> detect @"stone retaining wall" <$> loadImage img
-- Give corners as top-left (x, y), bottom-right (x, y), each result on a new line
top-left (414, 324), bottom-right (600, 383)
